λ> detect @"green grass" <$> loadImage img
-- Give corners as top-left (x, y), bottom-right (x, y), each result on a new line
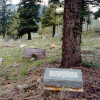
top-left (0, 30), bottom-right (100, 85)
top-left (34, 60), bottom-right (44, 67)
top-left (22, 70), bottom-right (29, 76)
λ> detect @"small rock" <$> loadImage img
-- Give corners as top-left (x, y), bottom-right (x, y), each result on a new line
top-left (20, 44), bottom-right (27, 48)
top-left (42, 37), bottom-right (46, 39)
top-left (30, 46), bottom-right (35, 48)
top-left (40, 97), bottom-right (44, 100)
top-left (37, 78), bottom-right (41, 83)
top-left (0, 58), bottom-right (3, 64)
top-left (30, 57), bottom-right (36, 61)
top-left (54, 34), bottom-right (59, 37)
top-left (17, 84), bottom-right (29, 90)
top-left (5, 70), bottom-right (10, 73)
top-left (22, 37), bottom-right (27, 42)
top-left (17, 85), bottom-right (22, 89)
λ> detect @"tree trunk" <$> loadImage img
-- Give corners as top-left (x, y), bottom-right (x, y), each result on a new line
top-left (52, 24), bottom-right (56, 37)
top-left (61, 0), bottom-right (81, 68)
top-left (28, 32), bottom-right (32, 40)
top-left (80, 0), bottom-right (85, 43)
top-left (87, 24), bottom-right (89, 32)
top-left (3, 34), bottom-right (5, 39)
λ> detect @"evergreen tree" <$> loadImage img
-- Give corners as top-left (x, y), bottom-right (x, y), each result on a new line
top-left (94, 9), bottom-right (100, 19)
top-left (50, 0), bottom-right (100, 67)
top-left (0, 0), bottom-right (13, 38)
top-left (11, 11), bottom-right (20, 39)
top-left (18, 0), bottom-right (40, 40)
top-left (41, 4), bottom-right (63, 37)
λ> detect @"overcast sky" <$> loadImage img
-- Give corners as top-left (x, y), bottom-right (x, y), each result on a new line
top-left (11, 0), bottom-right (20, 4)
top-left (11, 0), bottom-right (99, 13)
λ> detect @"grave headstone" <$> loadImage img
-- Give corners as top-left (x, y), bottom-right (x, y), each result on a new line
top-left (44, 68), bottom-right (83, 92)
top-left (0, 58), bottom-right (3, 64)
top-left (22, 37), bottom-right (27, 42)
top-left (42, 37), bottom-right (46, 39)
top-left (42, 37), bottom-right (46, 40)
top-left (54, 34), bottom-right (59, 37)
top-left (95, 26), bottom-right (100, 34)
top-left (22, 48), bottom-right (46, 59)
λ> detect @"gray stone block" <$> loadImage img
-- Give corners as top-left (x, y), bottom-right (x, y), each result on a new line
top-left (44, 68), bottom-right (83, 89)
top-left (0, 58), bottom-right (3, 64)
top-left (22, 48), bottom-right (46, 59)
top-left (95, 26), bottom-right (100, 34)
top-left (22, 37), bottom-right (27, 42)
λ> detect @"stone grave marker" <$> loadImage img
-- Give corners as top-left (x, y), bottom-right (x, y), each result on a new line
top-left (44, 68), bottom-right (83, 92)
top-left (42, 37), bottom-right (46, 40)
top-left (54, 34), bottom-right (59, 37)
top-left (22, 37), bottom-right (27, 42)
top-left (0, 58), bottom-right (3, 64)
top-left (95, 26), bottom-right (100, 34)
top-left (22, 48), bottom-right (46, 59)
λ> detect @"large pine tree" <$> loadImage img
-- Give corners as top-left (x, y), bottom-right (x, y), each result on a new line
top-left (18, 0), bottom-right (40, 40)
top-left (41, 5), bottom-right (57, 37)
top-left (50, 0), bottom-right (100, 67)
top-left (0, 0), bottom-right (12, 38)
top-left (61, 0), bottom-right (81, 67)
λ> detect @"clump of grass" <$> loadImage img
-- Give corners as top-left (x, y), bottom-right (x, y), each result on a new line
top-left (22, 70), bottom-right (28, 76)
top-left (11, 77), bottom-right (18, 82)
top-left (80, 59), bottom-right (97, 68)
top-left (96, 47), bottom-right (100, 49)
top-left (24, 59), bottom-right (32, 63)
top-left (49, 57), bottom-right (56, 64)
top-left (34, 60), bottom-right (44, 67)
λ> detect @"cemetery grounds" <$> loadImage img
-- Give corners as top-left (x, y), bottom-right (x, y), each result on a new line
top-left (0, 31), bottom-right (100, 99)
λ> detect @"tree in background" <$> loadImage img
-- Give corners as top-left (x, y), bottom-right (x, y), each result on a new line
top-left (94, 9), bottom-right (100, 19)
top-left (11, 11), bottom-right (20, 39)
top-left (41, 5), bottom-right (56, 37)
top-left (18, 0), bottom-right (40, 40)
top-left (50, 0), bottom-right (100, 67)
top-left (0, 0), bottom-right (13, 38)
top-left (41, 4), bottom-right (63, 37)
top-left (18, 0), bottom-right (39, 40)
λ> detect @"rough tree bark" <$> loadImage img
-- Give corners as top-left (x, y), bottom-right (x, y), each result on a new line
top-left (80, 0), bottom-right (85, 43)
top-left (28, 32), bottom-right (32, 40)
top-left (52, 24), bottom-right (56, 37)
top-left (61, 0), bottom-right (81, 67)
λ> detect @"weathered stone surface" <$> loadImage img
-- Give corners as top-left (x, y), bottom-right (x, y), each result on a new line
top-left (42, 37), bottom-right (46, 39)
top-left (54, 34), bottom-right (59, 37)
top-left (22, 37), bottom-right (27, 42)
top-left (95, 26), bottom-right (100, 33)
top-left (0, 58), bottom-right (3, 64)
top-left (44, 68), bottom-right (83, 89)
top-left (22, 48), bottom-right (46, 59)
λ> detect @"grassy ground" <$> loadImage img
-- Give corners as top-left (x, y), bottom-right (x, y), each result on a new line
top-left (0, 31), bottom-right (100, 99)
top-left (0, 31), bottom-right (100, 84)
top-left (0, 34), bottom-right (62, 84)
top-left (81, 31), bottom-right (100, 67)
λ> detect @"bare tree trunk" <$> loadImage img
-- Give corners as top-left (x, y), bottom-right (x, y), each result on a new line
top-left (61, 0), bottom-right (81, 68)
top-left (52, 24), bottom-right (56, 37)
top-left (28, 32), bottom-right (32, 40)
top-left (87, 24), bottom-right (89, 32)
top-left (3, 34), bottom-right (5, 39)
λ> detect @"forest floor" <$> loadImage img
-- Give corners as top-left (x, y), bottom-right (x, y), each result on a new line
top-left (0, 31), bottom-right (100, 100)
